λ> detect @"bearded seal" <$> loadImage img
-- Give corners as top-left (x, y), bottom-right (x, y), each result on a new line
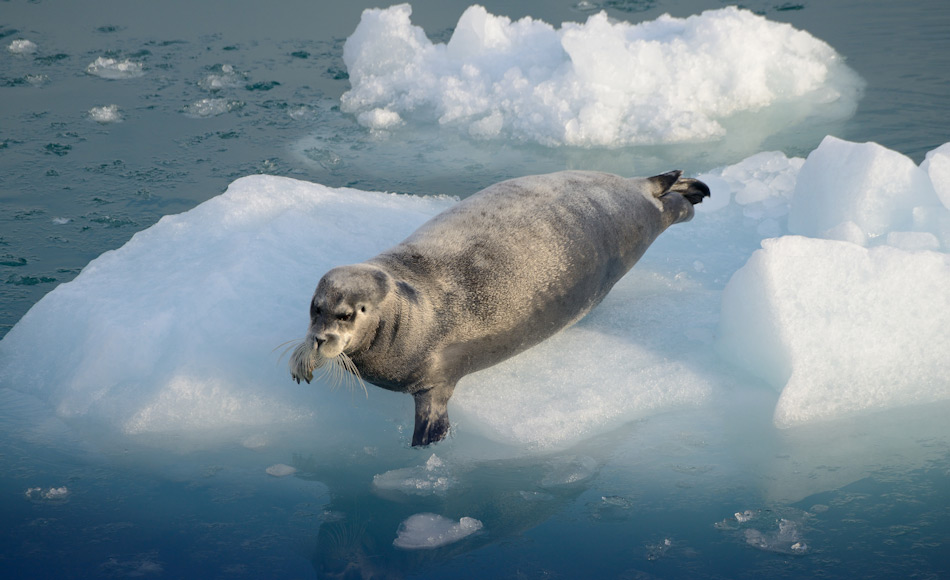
top-left (290, 170), bottom-right (709, 446)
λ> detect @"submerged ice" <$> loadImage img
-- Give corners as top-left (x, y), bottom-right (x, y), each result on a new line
top-left (340, 4), bottom-right (863, 147)
top-left (393, 513), bottom-right (483, 550)
top-left (1, 136), bottom-right (948, 454)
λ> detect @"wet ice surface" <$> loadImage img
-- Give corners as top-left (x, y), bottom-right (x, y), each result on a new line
top-left (2, 0), bottom-right (950, 578)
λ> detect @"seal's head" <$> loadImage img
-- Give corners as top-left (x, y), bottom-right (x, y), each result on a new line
top-left (289, 264), bottom-right (392, 385)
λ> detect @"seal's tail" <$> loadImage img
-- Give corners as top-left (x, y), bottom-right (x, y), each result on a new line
top-left (650, 170), bottom-right (711, 205)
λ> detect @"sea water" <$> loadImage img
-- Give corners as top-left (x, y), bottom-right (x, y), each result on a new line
top-left (2, 1), bottom-right (950, 578)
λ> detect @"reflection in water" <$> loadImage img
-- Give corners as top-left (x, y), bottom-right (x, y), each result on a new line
top-left (301, 450), bottom-right (594, 579)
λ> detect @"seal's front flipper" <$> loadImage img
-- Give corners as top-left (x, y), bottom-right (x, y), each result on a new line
top-left (411, 385), bottom-right (454, 446)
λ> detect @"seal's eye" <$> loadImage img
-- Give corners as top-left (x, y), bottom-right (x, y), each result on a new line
top-left (336, 312), bottom-right (353, 322)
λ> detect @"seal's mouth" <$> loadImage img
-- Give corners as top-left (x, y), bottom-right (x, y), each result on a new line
top-left (288, 339), bottom-right (325, 384)
top-left (286, 338), bottom-right (367, 397)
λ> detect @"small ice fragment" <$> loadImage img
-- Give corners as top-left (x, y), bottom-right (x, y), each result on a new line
top-left (735, 510), bottom-right (755, 523)
top-left (45, 487), bottom-right (69, 499)
top-left (373, 453), bottom-right (456, 495)
top-left (52, 217), bottom-right (71, 225)
top-left (197, 64), bottom-right (243, 91)
top-left (392, 513), bottom-right (483, 550)
top-left (25, 74), bottom-right (49, 86)
top-left (182, 98), bottom-right (243, 118)
top-left (88, 104), bottom-right (123, 124)
top-left (86, 57), bottom-right (144, 79)
top-left (25, 486), bottom-right (69, 501)
top-left (8, 39), bottom-right (38, 54)
top-left (288, 106), bottom-right (316, 121)
top-left (265, 463), bottom-right (296, 477)
top-left (356, 108), bottom-right (403, 130)
top-left (646, 537), bottom-right (673, 560)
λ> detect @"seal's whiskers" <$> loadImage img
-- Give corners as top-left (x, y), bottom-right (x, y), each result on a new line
top-left (318, 354), bottom-right (368, 399)
top-left (287, 338), bottom-right (326, 384)
top-left (274, 338), bottom-right (302, 363)
top-left (338, 353), bottom-right (369, 399)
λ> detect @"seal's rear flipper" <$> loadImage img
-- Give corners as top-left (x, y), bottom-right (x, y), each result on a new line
top-left (671, 177), bottom-right (711, 205)
top-left (649, 170), bottom-right (711, 205)
top-left (411, 385), bottom-right (454, 446)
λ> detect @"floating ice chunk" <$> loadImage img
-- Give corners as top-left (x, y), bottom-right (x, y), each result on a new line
top-left (788, 136), bottom-right (939, 239)
top-left (182, 98), bottom-right (243, 118)
top-left (646, 537), bottom-right (673, 561)
top-left (392, 513), bottom-right (483, 550)
top-left (52, 217), bottom-right (71, 225)
top-left (735, 510), bottom-right (755, 523)
top-left (88, 104), bottom-right (123, 124)
top-left (86, 57), bottom-right (144, 79)
top-left (373, 453), bottom-right (456, 495)
top-left (287, 105), bottom-right (317, 121)
top-left (341, 4), bottom-right (863, 147)
top-left (198, 64), bottom-right (244, 91)
top-left (25, 74), bottom-right (49, 87)
top-left (356, 108), bottom-right (403, 130)
top-left (717, 235), bottom-right (950, 427)
top-left (8, 39), bottom-right (37, 54)
top-left (25, 486), bottom-right (69, 501)
top-left (265, 463), bottom-right (297, 477)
